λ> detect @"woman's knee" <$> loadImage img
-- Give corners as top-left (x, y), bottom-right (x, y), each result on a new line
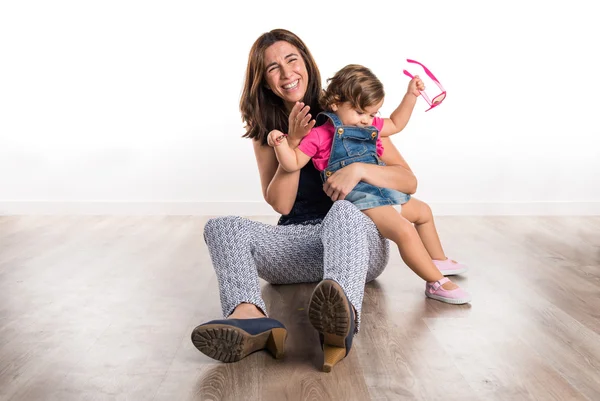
top-left (365, 242), bottom-right (390, 282)
top-left (324, 200), bottom-right (371, 229)
top-left (203, 215), bottom-right (246, 244)
top-left (328, 200), bottom-right (358, 217)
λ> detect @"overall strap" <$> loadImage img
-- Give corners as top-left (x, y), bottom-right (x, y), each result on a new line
top-left (316, 111), bottom-right (343, 128)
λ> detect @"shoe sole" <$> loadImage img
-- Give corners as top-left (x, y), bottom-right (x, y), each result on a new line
top-left (191, 324), bottom-right (287, 363)
top-left (440, 267), bottom-right (469, 276)
top-left (308, 280), bottom-right (351, 372)
top-left (425, 292), bottom-right (472, 304)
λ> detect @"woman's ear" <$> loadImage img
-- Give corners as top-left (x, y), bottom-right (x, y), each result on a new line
top-left (331, 103), bottom-right (338, 112)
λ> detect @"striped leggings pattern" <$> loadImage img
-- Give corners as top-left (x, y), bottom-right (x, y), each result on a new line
top-left (203, 200), bottom-right (390, 332)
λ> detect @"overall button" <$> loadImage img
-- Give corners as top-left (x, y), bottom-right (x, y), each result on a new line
top-left (337, 128), bottom-right (344, 135)
top-left (371, 131), bottom-right (377, 139)
top-left (325, 171), bottom-right (332, 177)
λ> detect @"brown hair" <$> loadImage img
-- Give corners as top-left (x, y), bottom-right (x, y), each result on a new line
top-left (240, 29), bottom-right (323, 144)
top-left (320, 64), bottom-right (385, 112)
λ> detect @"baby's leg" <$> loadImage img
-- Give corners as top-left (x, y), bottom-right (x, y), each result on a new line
top-left (401, 198), bottom-right (470, 276)
top-left (363, 206), bottom-right (455, 288)
top-left (400, 198), bottom-right (446, 260)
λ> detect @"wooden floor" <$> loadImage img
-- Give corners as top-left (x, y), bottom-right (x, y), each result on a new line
top-left (0, 216), bottom-right (599, 401)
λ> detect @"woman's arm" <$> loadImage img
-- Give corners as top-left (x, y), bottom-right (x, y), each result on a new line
top-left (322, 137), bottom-right (417, 200)
top-left (253, 139), bottom-right (300, 215)
top-left (361, 137), bottom-right (417, 192)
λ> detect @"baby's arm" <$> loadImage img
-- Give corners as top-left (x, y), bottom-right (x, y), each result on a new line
top-left (268, 130), bottom-right (312, 172)
top-left (380, 76), bottom-right (425, 137)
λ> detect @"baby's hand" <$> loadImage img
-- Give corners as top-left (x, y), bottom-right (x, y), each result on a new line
top-left (267, 130), bottom-right (287, 147)
top-left (407, 75), bottom-right (425, 97)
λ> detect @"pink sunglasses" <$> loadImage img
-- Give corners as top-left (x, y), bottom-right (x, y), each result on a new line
top-left (403, 59), bottom-right (446, 112)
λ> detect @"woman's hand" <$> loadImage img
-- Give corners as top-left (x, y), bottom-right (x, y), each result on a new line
top-left (287, 102), bottom-right (316, 145)
top-left (407, 75), bottom-right (425, 97)
top-left (323, 163), bottom-right (363, 201)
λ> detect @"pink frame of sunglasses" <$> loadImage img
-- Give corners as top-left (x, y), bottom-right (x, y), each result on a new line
top-left (403, 59), bottom-right (446, 112)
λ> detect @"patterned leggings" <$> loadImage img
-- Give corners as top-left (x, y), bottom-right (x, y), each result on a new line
top-left (203, 200), bottom-right (390, 331)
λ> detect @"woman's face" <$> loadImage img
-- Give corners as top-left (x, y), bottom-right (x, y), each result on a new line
top-left (263, 41), bottom-right (309, 112)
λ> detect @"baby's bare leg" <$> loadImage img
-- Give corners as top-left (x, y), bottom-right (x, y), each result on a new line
top-left (400, 198), bottom-right (446, 261)
top-left (363, 206), bottom-right (455, 288)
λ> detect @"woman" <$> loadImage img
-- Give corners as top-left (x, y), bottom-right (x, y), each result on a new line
top-left (191, 29), bottom-right (417, 372)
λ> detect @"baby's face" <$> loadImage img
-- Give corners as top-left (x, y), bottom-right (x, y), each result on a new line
top-left (333, 100), bottom-right (383, 127)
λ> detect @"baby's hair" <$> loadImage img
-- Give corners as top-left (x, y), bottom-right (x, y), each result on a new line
top-left (320, 64), bottom-right (385, 112)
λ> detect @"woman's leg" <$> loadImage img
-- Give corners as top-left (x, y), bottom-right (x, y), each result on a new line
top-left (306, 201), bottom-right (389, 371)
top-left (319, 200), bottom-right (390, 331)
top-left (400, 198), bottom-right (446, 260)
top-left (203, 216), bottom-right (324, 319)
top-left (197, 216), bottom-right (328, 363)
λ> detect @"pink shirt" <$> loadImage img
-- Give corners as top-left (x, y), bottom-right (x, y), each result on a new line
top-left (298, 116), bottom-right (385, 171)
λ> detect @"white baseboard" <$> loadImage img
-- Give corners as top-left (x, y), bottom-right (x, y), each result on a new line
top-left (428, 202), bottom-right (600, 216)
top-left (0, 201), bottom-right (599, 216)
top-left (0, 201), bottom-right (277, 216)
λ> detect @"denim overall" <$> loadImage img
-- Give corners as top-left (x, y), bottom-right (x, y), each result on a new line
top-left (319, 112), bottom-right (411, 210)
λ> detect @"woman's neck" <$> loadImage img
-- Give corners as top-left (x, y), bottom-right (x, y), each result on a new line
top-left (284, 101), bottom-right (295, 114)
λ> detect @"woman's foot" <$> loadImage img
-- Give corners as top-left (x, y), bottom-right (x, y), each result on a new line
top-left (229, 302), bottom-right (266, 319)
top-left (425, 277), bottom-right (472, 304)
top-left (191, 304), bottom-right (286, 363)
top-left (433, 258), bottom-right (469, 276)
top-left (308, 279), bottom-right (355, 372)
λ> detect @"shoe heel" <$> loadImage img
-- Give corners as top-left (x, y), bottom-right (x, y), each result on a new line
top-left (323, 344), bottom-right (346, 372)
top-left (266, 327), bottom-right (287, 359)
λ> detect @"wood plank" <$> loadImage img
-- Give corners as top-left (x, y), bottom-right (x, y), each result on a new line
top-left (0, 216), bottom-right (598, 401)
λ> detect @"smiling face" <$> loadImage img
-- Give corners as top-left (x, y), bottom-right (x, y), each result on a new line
top-left (332, 99), bottom-right (384, 127)
top-left (263, 41), bottom-right (309, 112)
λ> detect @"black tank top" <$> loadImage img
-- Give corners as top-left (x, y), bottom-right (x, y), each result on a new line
top-left (277, 162), bottom-right (333, 226)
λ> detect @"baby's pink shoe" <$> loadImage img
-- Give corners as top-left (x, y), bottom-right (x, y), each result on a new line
top-left (433, 258), bottom-right (468, 276)
top-left (425, 277), bottom-right (471, 304)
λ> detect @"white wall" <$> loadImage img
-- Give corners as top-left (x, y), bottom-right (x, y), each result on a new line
top-left (1, 0), bottom-right (599, 215)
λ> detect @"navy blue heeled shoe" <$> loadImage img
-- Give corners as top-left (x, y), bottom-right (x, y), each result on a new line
top-left (191, 317), bottom-right (287, 363)
top-left (308, 279), bottom-right (356, 372)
